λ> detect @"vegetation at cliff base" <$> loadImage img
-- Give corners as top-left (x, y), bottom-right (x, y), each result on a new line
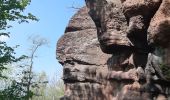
top-left (0, 0), bottom-right (64, 99)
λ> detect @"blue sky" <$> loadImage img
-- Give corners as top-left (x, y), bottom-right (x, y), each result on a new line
top-left (7, 0), bottom-right (85, 78)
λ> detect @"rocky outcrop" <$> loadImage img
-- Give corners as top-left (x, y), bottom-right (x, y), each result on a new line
top-left (85, 0), bottom-right (130, 54)
top-left (57, 0), bottom-right (170, 100)
top-left (148, 0), bottom-right (170, 47)
top-left (57, 7), bottom-right (113, 99)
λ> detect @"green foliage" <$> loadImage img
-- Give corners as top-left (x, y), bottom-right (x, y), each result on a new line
top-left (55, 80), bottom-right (64, 99)
top-left (0, 0), bottom-right (64, 100)
top-left (47, 79), bottom-right (64, 100)
top-left (0, 0), bottom-right (38, 78)
top-left (31, 72), bottom-right (48, 100)
top-left (0, 0), bottom-right (38, 30)
top-left (31, 76), bottom-right (64, 100)
top-left (0, 80), bottom-right (33, 100)
top-left (0, 0), bottom-right (38, 99)
top-left (0, 69), bottom-right (48, 100)
top-left (0, 42), bottom-right (27, 78)
top-left (160, 64), bottom-right (170, 80)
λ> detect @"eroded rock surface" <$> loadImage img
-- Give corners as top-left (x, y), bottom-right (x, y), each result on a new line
top-left (85, 0), bottom-right (130, 54)
top-left (148, 0), bottom-right (170, 47)
top-left (57, 0), bottom-right (170, 100)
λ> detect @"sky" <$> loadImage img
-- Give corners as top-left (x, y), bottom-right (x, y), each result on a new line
top-left (5, 0), bottom-right (85, 79)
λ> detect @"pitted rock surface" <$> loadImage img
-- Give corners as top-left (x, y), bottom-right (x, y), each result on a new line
top-left (57, 0), bottom-right (170, 100)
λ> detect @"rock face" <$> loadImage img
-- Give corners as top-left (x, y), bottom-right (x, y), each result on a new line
top-left (148, 0), bottom-right (170, 47)
top-left (85, 0), bottom-right (130, 54)
top-left (57, 7), bottom-right (113, 100)
top-left (57, 0), bottom-right (170, 100)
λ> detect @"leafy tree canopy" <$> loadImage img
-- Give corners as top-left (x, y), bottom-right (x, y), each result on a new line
top-left (0, 0), bottom-right (38, 30)
top-left (0, 0), bottom-right (38, 78)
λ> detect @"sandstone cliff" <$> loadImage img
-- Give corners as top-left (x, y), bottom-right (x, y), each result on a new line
top-left (57, 0), bottom-right (170, 100)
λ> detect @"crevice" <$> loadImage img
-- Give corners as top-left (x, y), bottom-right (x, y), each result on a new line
top-left (65, 27), bottom-right (84, 33)
top-left (63, 78), bottom-right (101, 84)
top-left (64, 58), bottom-right (102, 66)
top-left (73, 59), bottom-right (100, 66)
top-left (65, 26), bottom-right (96, 33)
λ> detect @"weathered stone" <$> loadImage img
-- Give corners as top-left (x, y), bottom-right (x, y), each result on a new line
top-left (57, 7), bottom-right (111, 83)
top-left (65, 7), bottom-right (96, 33)
top-left (148, 0), bottom-right (170, 48)
top-left (57, 1), bottom-right (170, 100)
top-left (57, 6), bottom-right (138, 100)
top-left (121, 0), bottom-right (161, 18)
top-left (121, 0), bottom-right (161, 49)
top-left (85, 0), bottom-right (130, 54)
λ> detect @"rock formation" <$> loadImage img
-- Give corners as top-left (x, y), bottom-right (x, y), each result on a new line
top-left (57, 0), bottom-right (170, 100)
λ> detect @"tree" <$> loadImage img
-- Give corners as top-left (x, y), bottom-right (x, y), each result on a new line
top-left (0, 0), bottom-right (38, 79)
top-left (0, 36), bottom-right (48, 100)
top-left (31, 71), bottom-right (48, 100)
top-left (0, 0), bottom-right (38, 30)
top-left (0, 42), bottom-right (26, 79)
top-left (48, 79), bottom-right (64, 100)
top-left (25, 36), bottom-right (48, 99)
top-left (0, 0), bottom-right (38, 98)
top-left (31, 73), bottom-right (64, 100)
